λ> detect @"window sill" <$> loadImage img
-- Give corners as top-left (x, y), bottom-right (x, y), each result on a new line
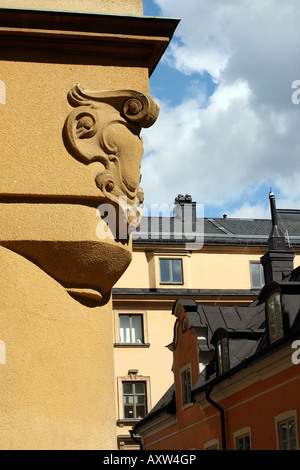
top-left (160, 282), bottom-right (184, 286)
top-left (114, 343), bottom-right (150, 348)
top-left (117, 418), bottom-right (143, 426)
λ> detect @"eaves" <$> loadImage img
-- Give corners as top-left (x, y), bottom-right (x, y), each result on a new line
top-left (0, 7), bottom-right (179, 75)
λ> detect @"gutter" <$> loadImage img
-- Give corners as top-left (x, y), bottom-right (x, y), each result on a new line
top-left (205, 384), bottom-right (226, 451)
top-left (129, 429), bottom-right (143, 451)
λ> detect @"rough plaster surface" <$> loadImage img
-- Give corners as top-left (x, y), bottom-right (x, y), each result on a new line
top-left (0, 0), bottom-right (143, 15)
top-left (0, 245), bottom-right (117, 449)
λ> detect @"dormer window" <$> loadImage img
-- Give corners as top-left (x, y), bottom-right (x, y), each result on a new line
top-left (267, 293), bottom-right (283, 344)
top-left (211, 329), bottom-right (230, 376)
top-left (217, 337), bottom-right (230, 375)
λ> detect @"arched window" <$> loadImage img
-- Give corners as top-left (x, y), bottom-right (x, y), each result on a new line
top-left (267, 293), bottom-right (283, 344)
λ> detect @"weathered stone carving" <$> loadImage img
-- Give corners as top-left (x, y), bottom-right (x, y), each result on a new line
top-left (64, 85), bottom-right (159, 230)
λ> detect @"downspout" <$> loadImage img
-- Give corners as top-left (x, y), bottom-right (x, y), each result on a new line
top-left (205, 384), bottom-right (227, 450)
top-left (129, 429), bottom-right (143, 450)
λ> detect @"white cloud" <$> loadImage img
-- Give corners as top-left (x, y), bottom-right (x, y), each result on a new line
top-left (142, 0), bottom-right (300, 216)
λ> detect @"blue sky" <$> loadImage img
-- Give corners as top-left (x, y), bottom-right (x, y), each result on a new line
top-left (140, 0), bottom-right (300, 219)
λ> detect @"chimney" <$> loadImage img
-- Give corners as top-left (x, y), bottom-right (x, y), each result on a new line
top-left (173, 194), bottom-right (196, 233)
top-left (261, 191), bottom-right (294, 283)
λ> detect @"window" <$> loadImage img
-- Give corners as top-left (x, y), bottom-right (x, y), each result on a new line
top-left (119, 314), bottom-right (144, 344)
top-left (216, 337), bottom-right (230, 375)
top-left (267, 293), bottom-right (283, 344)
top-left (181, 365), bottom-right (192, 408)
top-left (234, 428), bottom-right (252, 450)
top-left (236, 433), bottom-right (251, 450)
top-left (275, 411), bottom-right (298, 450)
top-left (204, 439), bottom-right (219, 450)
top-left (277, 417), bottom-right (297, 450)
top-left (123, 381), bottom-right (147, 420)
top-left (250, 261), bottom-right (265, 288)
top-left (159, 258), bottom-right (183, 284)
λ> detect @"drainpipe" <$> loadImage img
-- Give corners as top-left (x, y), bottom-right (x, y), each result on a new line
top-left (205, 385), bottom-right (227, 450)
top-left (129, 429), bottom-right (143, 450)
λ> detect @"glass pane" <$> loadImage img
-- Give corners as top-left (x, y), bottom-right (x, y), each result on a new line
top-left (244, 435), bottom-right (250, 450)
top-left (124, 405), bottom-right (134, 418)
top-left (124, 395), bottom-right (134, 405)
top-left (268, 299), bottom-right (277, 342)
top-left (160, 259), bottom-right (170, 283)
top-left (172, 259), bottom-right (183, 283)
top-left (131, 315), bottom-right (144, 344)
top-left (119, 315), bottom-right (130, 343)
top-left (279, 422), bottom-right (288, 449)
top-left (222, 338), bottom-right (230, 372)
top-left (135, 382), bottom-right (146, 394)
top-left (250, 263), bottom-right (261, 288)
top-left (123, 382), bottom-right (133, 394)
top-left (136, 395), bottom-right (145, 404)
top-left (236, 437), bottom-right (243, 450)
top-left (136, 405), bottom-right (146, 419)
top-left (274, 295), bottom-right (283, 338)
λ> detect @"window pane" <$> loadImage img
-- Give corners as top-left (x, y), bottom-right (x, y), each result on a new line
top-left (236, 434), bottom-right (250, 450)
top-left (181, 368), bottom-right (191, 405)
top-left (244, 435), bottom-right (250, 450)
top-left (123, 382), bottom-right (133, 394)
top-left (131, 315), bottom-right (144, 344)
top-left (119, 315), bottom-right (130, 343)
top-left (172, 259), bottom-right (183, 283)
top-left (124, 405), bottom-right (134, 418)
top-left (250, 263), bottom-right (261, 288)
top-left (135, 382), bottom-right (146, 394)
top-left (160, 259), bottom-right (170, 283)
top-left (268, 294), bottom-right (283, 343)
top-left (278, 419), bottom-right (296, 450)
top-left (136, 405), bottom-right (146, 419)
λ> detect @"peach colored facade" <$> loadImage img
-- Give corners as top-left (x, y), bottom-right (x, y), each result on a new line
top-left (112, 232), bottom-right (300, 449)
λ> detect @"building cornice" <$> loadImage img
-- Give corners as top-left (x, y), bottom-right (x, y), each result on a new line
top-left (0, 8), bottom-right (179, 75)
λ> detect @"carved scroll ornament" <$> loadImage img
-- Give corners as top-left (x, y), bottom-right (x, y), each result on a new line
top-left (64, 85), bottom-right (159, 228)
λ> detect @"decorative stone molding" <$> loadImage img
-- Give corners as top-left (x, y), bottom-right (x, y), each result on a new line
top-left (64, 85), bottom-right (159, 229)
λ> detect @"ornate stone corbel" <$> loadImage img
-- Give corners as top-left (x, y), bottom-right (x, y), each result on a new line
top-left (64, 85), bottom-right (159, 231)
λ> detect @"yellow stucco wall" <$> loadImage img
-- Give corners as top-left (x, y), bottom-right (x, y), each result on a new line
top-left (115, 246), bottom-right (300, 290)
top-left (0, 245), bottom-right (117, 449)
top-left (0, 0), bottom-right (143, 15)
top-left (0, 60), bottom-right (148, 198)
top-left (0, 1), bottom-right (154, 450)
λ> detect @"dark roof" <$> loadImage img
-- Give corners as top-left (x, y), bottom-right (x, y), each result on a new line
top-left (134, 266), bottom-right (300, 432)
top-left (132, 210), bottom-right (300, 246)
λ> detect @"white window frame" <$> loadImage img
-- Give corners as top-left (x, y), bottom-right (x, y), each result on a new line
top-left (159, 257), bottom-right (184, 285)
top-left (233, 427), bottom-right (252, 450)
top-left (275, 410), bottom-right (299, 450)
top-left (114, 309), bottom-right (149, 346)
top-left (117, 374), bottom-right (151, 422)
top-left (146, 252), bottom-right (191, 289)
